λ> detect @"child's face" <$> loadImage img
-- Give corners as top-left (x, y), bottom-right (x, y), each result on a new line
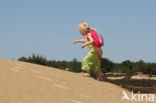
top-left (79, 29), bottom-right (88, 36)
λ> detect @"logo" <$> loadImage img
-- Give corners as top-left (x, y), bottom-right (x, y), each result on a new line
top-left (121, 91), bottom-right (155, 102)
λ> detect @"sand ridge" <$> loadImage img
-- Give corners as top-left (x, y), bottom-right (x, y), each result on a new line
top-left (0, 58), bottom-right (154, 103)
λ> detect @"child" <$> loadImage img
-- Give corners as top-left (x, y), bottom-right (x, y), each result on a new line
top-left (73, 22), bottom-right (103, 81)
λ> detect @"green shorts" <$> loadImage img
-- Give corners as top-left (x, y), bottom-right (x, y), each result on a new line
top-left (81, 49), bottom-right (103, 73)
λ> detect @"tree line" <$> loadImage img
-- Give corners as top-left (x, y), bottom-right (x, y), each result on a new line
top-left (18, 54), bottom-right (156, 75)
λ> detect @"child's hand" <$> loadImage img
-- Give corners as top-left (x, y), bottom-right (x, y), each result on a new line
top-left (81, 44), bottom-right (86, 48)
top-left (73, 40), bottom-right (78, 44)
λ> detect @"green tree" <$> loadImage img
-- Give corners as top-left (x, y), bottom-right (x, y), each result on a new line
top-left (68, 58), bottom-right (81, 72)
top-left (101, 58), bottom-right (114, 73)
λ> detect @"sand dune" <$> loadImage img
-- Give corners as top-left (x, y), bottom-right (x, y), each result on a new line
top-left (0, 58), bottom-right (154, 103)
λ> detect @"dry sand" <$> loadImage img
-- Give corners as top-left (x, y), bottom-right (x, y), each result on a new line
top-left (0, 58), bottom-right (155, 103)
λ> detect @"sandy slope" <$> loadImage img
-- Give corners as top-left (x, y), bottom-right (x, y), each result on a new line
top-left (0, 58), bottom-right (155, 103)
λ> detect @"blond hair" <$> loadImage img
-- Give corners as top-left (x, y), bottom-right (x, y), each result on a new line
top-left (78, 22), bottom-right (96, 31)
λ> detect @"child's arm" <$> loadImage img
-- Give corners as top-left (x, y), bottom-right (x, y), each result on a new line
top-left (73, 39), bottom-right (85, 44)
top-left (81, 35), bottom-right (94, 48)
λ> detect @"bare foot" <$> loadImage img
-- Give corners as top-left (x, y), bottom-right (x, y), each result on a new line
top-left (97, 77), bottom-right (103, 81)
top-left (82, 73), bottom-right (91, 77)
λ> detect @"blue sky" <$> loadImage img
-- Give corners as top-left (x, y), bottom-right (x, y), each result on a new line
top-left (0, 0), bottom-right (156, 63)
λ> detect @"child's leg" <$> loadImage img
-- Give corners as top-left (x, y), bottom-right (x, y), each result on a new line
top-left (93, 61), bottom-right (102, 80)
top-left (95, 49), bottom-right (103, 81)
top-left (96, 70), bottom-right (102, 81)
